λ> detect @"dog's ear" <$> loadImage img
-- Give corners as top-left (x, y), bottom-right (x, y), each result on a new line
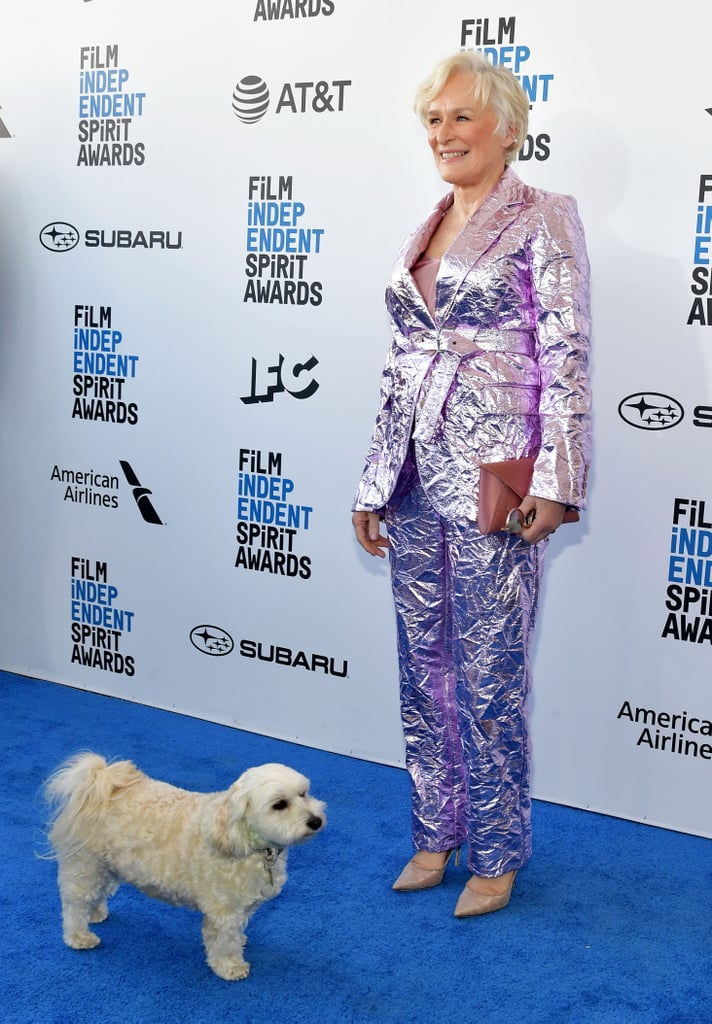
top-left (227, 780), bottom-right (251, 820)
top-left (201, 794), bottom-right (230, 856)
top-left (201, 786), bottom-right (250, 858)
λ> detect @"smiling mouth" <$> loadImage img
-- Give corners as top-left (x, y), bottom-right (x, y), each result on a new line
top-left (440, 150), bottom-right (468, 161)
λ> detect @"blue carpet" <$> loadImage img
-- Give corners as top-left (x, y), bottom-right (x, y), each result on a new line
top-left (2, 670), bottom-right (710, 1024)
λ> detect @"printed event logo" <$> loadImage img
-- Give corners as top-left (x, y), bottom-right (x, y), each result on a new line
top-left (688, 173), bottom-right (712, 326)
top-left (613, 491), bottom-right (712, 762)
top-left (617, 393), bottom-right (684, 431)
top-left (189, 622), bottom-right (347, 676)
top-left (40, 223), bottom-right (80, 252)
top-left (459, 15), bottom-right (552, 162)
top-left (236, 447), bottom-right (313, 578)
top-left (619, 393), bottom-right (712, 431)
top-left (72, 303), bottom-right (140, 424)
top-left (616, 699), bottom-right (712, 760)
top-left (78, 44), bottom-right (147, 166)
top-left (119, 461), bottom-right (163, 524)
top-left (0, 105), bottom-right (12, 138)
top-left (189, 625), bottom-right (234, 656)
top-left (232, 77), bottom-right (269, 124)
top-left (232, 75), bottom-right (351, 123)
top-left (50, 460), bottom-right (163, 524)
top-left (70, 556), bottom-right (136, 676)
top-left (252, 0), bottom-right (335, 20)
top-left (662, 496), bottom-right (712, 646)
top-left (40, 221), bottom-right (182, 250)
top-left (243, 175), bottom-right (324, 305)
top-left (240, 354), bottom-right (319, 403)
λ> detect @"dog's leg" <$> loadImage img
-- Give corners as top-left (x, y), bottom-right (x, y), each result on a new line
top-left (89, 901), bottom-right (109, 924)
top-left (89, 877), bottom-right (118, 923)
top-left (57, 856), bottom-right (110, 949)
top-left (201, 913), bottom-right (250, 981)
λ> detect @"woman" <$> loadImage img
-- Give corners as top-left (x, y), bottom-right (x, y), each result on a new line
top-left (352, 51), bottom-right (591, 918)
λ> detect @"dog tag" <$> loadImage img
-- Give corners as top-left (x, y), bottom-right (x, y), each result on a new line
top-left (263, 848), bottom-right (277, 887)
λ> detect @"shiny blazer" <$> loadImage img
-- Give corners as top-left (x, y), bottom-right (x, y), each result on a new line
top-left (353, 167), bottom-right (592, 521)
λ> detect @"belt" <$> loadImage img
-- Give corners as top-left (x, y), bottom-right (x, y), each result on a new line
top-left (409, 329), bottom-right (535, 443)
top-left (404, 327), bottom-right (535, 355)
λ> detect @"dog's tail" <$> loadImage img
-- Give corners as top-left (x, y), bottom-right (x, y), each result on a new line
top-left (43, 752), bottom-right (142, 858)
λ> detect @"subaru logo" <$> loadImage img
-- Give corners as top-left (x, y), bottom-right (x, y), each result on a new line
top-left (189, 625), bottom-right (235, 657)
top-left (618, 393), bottom-right (684, 430)
top-left (40, 222), bottom-right (80, 252)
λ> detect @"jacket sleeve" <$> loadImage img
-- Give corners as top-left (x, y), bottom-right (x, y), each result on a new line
top-left (528, 194), bottom-right (592, 509)
top-left (351, 322), bottom-right (399, 513)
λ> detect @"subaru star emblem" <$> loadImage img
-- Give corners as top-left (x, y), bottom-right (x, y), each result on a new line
top-left (40, 222), bottom-right (80, 252)
top-left (617, 393), bottom-right (684, 430)
top-left (189, 625), bottom-right (235, 656)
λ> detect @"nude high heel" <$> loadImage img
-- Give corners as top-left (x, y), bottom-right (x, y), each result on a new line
top-left (392, 847), bottom-right (461, 892)
top-left (453, 869), bottom-right (517, 917)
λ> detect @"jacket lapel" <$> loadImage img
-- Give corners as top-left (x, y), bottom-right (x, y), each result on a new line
top-left (434, 168), bottom-right (527, 321)
top-left (390, 197), bottom-right (452, 327)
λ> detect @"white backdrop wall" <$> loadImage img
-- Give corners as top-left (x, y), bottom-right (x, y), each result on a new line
top-left (1, 0), bottom-right (711, 838)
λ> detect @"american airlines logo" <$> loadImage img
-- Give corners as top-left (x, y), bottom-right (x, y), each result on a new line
top-left (119, 461), bottom-right (163, 524)
top-left (0, 106), bottom-right (13, 139)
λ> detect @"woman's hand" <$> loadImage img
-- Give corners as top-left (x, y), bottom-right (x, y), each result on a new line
top-left (518, 496), bottom-right (567, 544)
top-left (352, 511), bottom-right (390, 558)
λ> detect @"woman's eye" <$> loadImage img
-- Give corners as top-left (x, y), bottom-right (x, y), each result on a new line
top-left (272, 799), bottom-right (289, 810)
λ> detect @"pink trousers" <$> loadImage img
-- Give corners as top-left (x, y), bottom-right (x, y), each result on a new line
top-left (386, 481), bottom-right (546, 877)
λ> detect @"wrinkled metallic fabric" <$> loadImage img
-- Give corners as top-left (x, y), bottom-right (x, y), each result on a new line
top-left (385, 481), bottom-right (543, 876)
top-left (352, 167), bottom-right (592, 520)
top-left (353, 167), bottom-right (591, 875)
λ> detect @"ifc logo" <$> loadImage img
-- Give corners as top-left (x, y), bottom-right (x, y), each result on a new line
top-left (232, 76), bottom-right (270, 124)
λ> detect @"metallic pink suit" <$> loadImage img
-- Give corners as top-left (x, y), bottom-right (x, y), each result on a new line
top-left (353, 168), bottom-right (591, 876)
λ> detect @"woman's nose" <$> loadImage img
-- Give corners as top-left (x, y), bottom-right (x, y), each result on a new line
top-left (436, 120), bottom-right (453, 143)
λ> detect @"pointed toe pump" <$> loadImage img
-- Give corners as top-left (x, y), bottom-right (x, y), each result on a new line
top-left (392, 848), bottom-right (461, 892)
top-left (453, 870), bottom-right (517, 917)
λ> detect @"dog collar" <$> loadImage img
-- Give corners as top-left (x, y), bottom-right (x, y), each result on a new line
top-left (257, 845), bottom-right (281, 862)
top-left (254, 845), bottom-right (282, 886)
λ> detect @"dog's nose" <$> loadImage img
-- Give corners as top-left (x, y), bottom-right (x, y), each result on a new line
top-left (306, 815), bottom-right (323, 831)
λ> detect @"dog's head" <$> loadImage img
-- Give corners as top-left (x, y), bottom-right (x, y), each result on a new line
top-left (202, 763), bottom-right (326, 858)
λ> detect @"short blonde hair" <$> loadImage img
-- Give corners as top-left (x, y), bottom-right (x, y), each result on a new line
top-left (414, 51), bottom-right (529, 165)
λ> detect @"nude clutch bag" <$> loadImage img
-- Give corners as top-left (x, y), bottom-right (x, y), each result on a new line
top-left (478, 457), bottom-right (579, 534)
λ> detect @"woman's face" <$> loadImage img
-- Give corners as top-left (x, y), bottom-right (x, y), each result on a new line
top-left (426, 72), bottom-right (510, 189)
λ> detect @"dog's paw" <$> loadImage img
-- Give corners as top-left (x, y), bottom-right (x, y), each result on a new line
top-left (209, 956), bottom-right (251, 981)
top-left (65, 931), bottom-right (101, 950)
top-left (89, 903), bottom-right (109, 924)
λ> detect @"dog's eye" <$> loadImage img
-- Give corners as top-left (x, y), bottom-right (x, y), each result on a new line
top-left (272, 799), bottom-right (289, 811)
top-left (299, 791), bottom-right (306, 798)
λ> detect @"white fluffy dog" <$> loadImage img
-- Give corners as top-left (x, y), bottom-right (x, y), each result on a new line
top-left (44, 752), bottom-right (326, 980)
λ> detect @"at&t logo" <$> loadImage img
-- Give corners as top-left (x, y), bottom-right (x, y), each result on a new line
top-left (232, 75), bottom-right (351, 123)
top-left (232, 77), bottom-right (270, 124)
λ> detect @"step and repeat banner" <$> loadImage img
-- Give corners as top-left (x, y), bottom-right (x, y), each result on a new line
top-left (1, 1), bottom-right (710, 838)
